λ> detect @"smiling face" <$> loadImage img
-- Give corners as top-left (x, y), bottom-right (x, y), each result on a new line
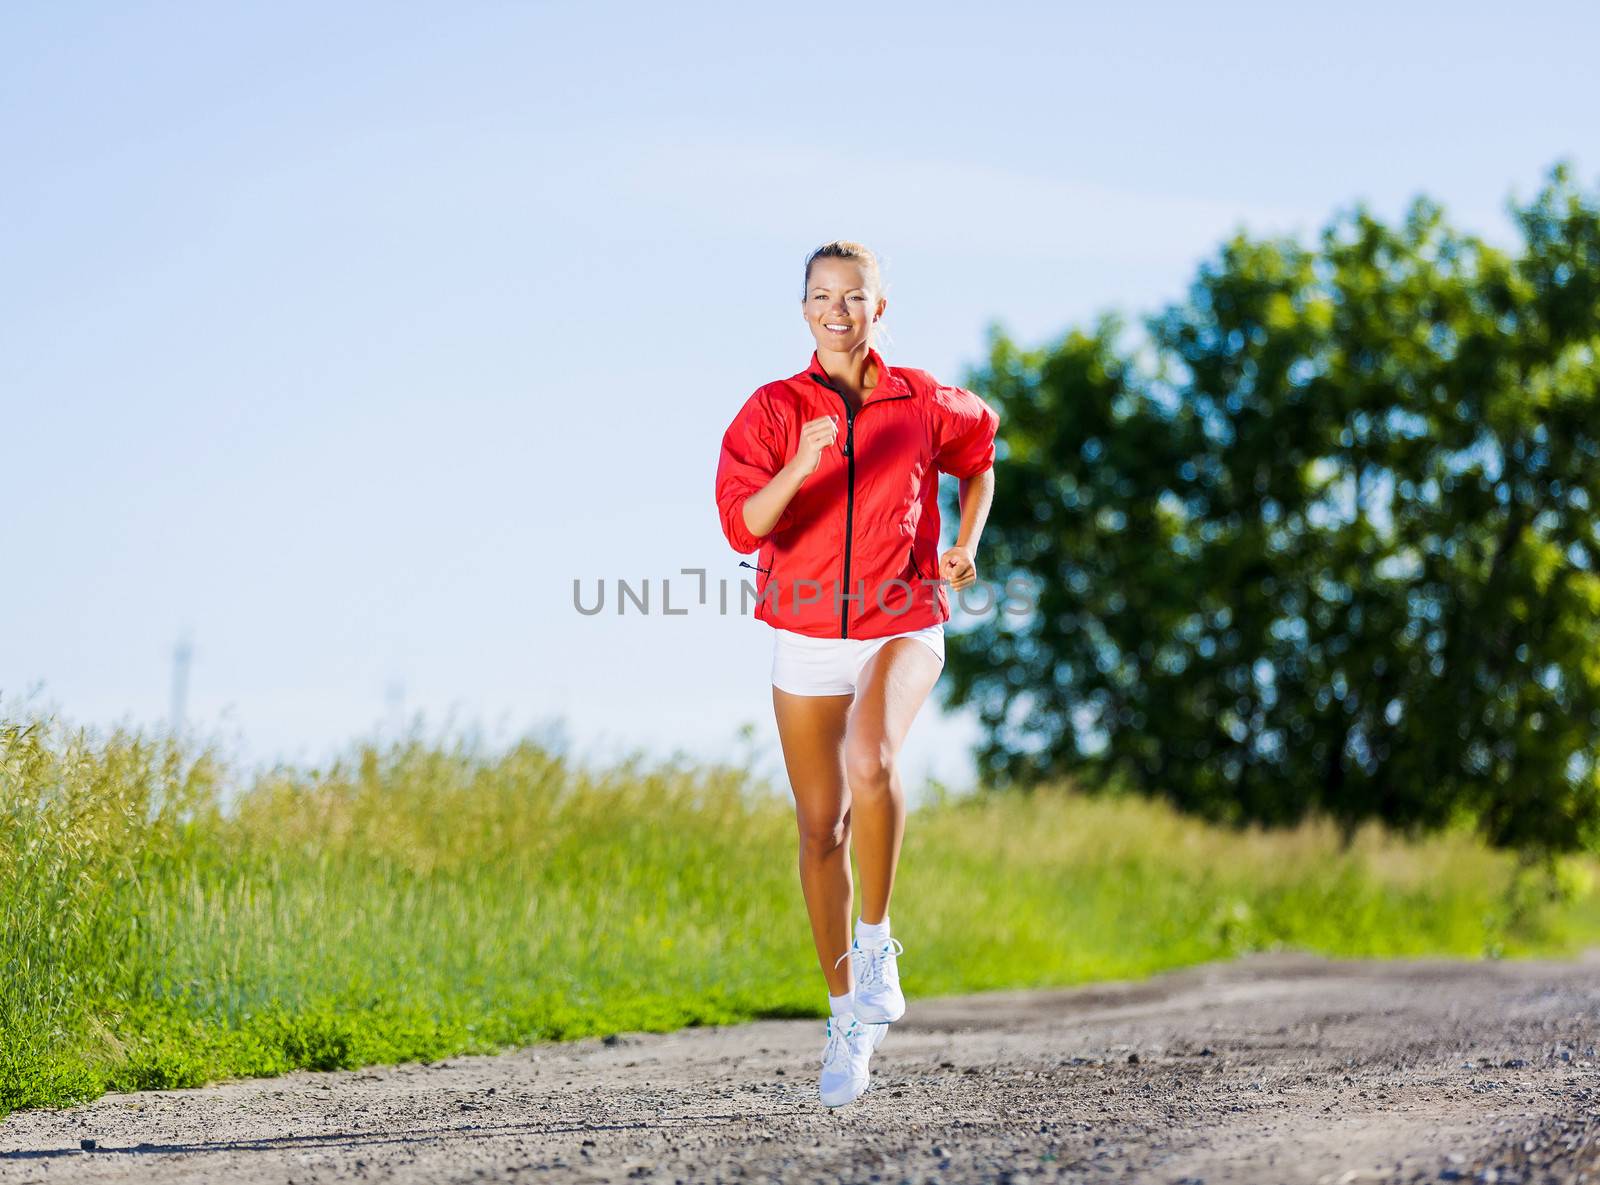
top-left (802, 256), bottom-right (887, 356)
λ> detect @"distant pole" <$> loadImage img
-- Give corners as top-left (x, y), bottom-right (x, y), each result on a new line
top-left (170, 630), bottom-right (193, 735)
top-left (385, 678), bottom-right (405, 738)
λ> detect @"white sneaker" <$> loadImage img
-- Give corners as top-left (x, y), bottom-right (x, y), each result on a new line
top-left (840, 936), bottom-right (906, 1023)
top-left (817, 1014), bottom-right (886, 1107)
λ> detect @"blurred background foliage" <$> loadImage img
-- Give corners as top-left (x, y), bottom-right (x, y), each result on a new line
top-left (945, 162), bottom-right (1600, 860)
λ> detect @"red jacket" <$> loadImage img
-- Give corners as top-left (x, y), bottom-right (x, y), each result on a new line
top-left (715, 346), bottom-right (1000, 639)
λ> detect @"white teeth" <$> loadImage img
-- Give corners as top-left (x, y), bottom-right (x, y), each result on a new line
top-left (826, 324), bottom-right (850, 330)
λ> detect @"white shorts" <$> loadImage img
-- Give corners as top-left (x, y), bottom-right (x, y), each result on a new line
top-left (771, 622), bottom-right (945, 696)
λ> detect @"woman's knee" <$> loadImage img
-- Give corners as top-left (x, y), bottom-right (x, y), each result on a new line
top-left (797, 812), bottom-right (850, 858)
top-left (844, 740), bottom-right (895, 797)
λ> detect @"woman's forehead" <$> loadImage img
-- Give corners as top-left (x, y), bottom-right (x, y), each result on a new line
top-left (809, 258), bottom-right (869, 281)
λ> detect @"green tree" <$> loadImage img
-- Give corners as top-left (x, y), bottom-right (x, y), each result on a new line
top-left (946, 163), bottom-right (1600, 856)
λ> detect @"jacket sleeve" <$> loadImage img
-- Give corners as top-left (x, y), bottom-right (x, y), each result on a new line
top-left (715, 389), bottom-right (796, 554)
top-left (930, 379), bottom-right (1000, 478)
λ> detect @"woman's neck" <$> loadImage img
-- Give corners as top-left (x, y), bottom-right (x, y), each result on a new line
top-left (816, 345), bottom-right (877, 404)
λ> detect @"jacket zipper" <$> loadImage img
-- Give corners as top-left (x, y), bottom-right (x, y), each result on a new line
top-left (808, 370), bottom-right (911, 638)
top-left (738, 558), bottom-right (772, 595)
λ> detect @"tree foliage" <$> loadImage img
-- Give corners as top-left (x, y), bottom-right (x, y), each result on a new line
top-left (947, 163), bottom-right (1600, 854)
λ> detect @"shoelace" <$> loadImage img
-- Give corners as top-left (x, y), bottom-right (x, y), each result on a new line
top-left (833, 936), bottom-right (906, 990)
top-left (821, 1016), bottom-right (859, 1068)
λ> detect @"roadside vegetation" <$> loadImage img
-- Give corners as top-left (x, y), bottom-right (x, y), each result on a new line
top-left (4, 710), bottom-right (1596, 1117)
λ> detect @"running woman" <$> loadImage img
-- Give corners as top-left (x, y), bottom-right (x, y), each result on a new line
top-left (714, 240), bottom-right (999, 1107)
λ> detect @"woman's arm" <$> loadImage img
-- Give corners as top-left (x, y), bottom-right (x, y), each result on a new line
top-left (740, 459), bottom-right (809, 540)
top-left (926, 375), bottom-right (1000, 589)
top-left (954, 466), bottom-right (995, 552)
top-left (717, 401), bottom-right (838, 552)
top-left (939, 466), bottom-right (995, 590)
top-left (736, 415), bottom-right (840, 541)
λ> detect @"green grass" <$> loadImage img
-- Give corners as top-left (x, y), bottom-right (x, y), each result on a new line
top-left (3, 710), bottom-right (1598, 1117)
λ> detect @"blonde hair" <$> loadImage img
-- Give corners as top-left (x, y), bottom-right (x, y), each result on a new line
top-left (802, 240), bottom-right (892, 352)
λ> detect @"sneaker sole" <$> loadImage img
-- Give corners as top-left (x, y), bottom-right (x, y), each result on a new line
top-left (853, 1001), bottom-right (905, 1024)
top-left (819, 1077), bottom-right (869, 1108)
top-left (819, 1027), bottom-right (886, 1105)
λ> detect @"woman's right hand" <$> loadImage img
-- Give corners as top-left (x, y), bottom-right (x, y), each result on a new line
top-left (790, 415), bottom-right (840, 478)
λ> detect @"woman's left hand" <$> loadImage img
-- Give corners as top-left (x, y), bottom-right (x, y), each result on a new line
top-left (939, 544), bottom-right (978, 591)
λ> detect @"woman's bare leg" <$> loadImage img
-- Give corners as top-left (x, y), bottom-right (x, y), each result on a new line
top-left (845, 639), bottom-right (944, 925)
top-left (772, 686), bottom-right (857, 996)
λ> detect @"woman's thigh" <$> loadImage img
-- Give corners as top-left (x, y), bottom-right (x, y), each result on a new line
top-left (772, 686), bottom-right (855, 836)
top-left (846, 638), bottom-right (944, 772)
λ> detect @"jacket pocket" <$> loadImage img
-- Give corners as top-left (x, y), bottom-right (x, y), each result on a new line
top-left (907, 545), bottom-right (922, 581)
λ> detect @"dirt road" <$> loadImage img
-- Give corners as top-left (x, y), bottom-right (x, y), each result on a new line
top-left (3, 950), bottom-right (1599, 1184)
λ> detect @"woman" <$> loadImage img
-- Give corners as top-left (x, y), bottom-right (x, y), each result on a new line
top-left (714, 240), bottom-right (1000, 1108)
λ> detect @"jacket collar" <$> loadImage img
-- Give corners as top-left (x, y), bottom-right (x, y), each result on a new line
top-left (795, 345), bottom-right (911, 404)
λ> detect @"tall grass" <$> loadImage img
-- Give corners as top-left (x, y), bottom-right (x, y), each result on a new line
top-left (2, 709), bottom-right (1597, 1117)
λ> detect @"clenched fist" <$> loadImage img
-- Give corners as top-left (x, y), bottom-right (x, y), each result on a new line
top-left (790, 415), bottom-right (840, 479)
top-left (939, 545), bottom-right (977, 590)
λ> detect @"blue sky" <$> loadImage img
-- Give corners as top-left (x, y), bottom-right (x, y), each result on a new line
top-left (3, 1), bottom-right (1595, 796)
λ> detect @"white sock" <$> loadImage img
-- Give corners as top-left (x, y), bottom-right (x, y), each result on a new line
top-left (856, 915), bottom-right (891, 947)
top-left (828, 991), bottom-right (854, 1019)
